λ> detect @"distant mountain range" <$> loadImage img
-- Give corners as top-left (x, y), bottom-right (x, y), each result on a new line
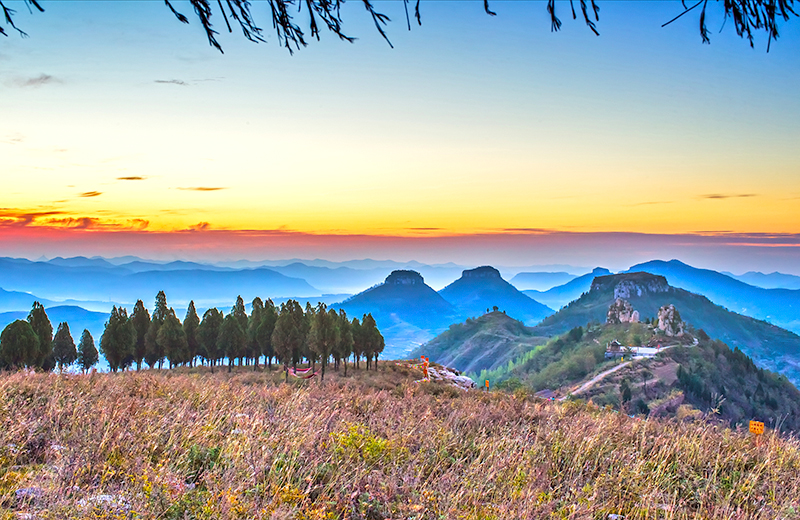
top-left (3, 255), bottom-right (800, 383)
top-left (725, 271), bottom-right (800, 290)
top-left (0, 257), bottom-right (319, 306)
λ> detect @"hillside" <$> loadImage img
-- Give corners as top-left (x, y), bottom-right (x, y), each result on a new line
top-left (483, 320), bottom-right (800, 431)
top-left (438, 266), bottom-right (552, 325)
top-left (337, 270), bottom-right (457, 358)
top-left (630, 259), bottom-right (800, 334)
top-left (523, 267), bottom-right (611, 309)
top-left (1, 369), bottom-right (799, 519)
top-left (533, 272), bottom-right (800, 385)
top-left (412, 311), bottom-right (547, 374)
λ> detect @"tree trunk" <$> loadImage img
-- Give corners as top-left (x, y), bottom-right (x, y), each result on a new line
top-left (344, 358), bottom-right (347, 377)
top-left (228, 357), bottom-right (233, 373)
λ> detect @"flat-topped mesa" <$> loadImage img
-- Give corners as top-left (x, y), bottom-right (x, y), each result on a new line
top-left (461, 266), bottom-right (501, 279)
top-left (384, 270), bottom-right (425, 285)
top-left (590, 272), bottom-right (670, 299)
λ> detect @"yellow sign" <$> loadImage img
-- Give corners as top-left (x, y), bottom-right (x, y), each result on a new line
top-left (749, 420), bottom-right (764, 435)
top-left (485, 380), bottom-right (489, 388)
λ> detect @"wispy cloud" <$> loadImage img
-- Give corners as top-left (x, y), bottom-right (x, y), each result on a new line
top-left (79, 191), bottom-right (102, 198)
top-left (1, 133), bottom-right (24, 145)
top-left (0, 208), bottom-right (64, 227)
top-left (187, 222), bottom-right (211, 231)
top-left (11, 74), bottom-right (63, 88)
top-left (701, 193), bottom-right (757, 200)
top-left (41, 217), bottom-right (150, 230)
top-left (155, 79), bottom-right (188, 86)
top-left (117, 176), bottom-right (147, 181)
top-left (177, 187), bottom-right (227, 191)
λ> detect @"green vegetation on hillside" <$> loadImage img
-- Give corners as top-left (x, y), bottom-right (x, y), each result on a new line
top-left (412, 311), bottom-right (546, 374)
top-left (532, 272), bottom-right (800, 386)
top-left (1, 368), bottom-right (800, 519)
top-left (476, 322), bottom-right (653, 392)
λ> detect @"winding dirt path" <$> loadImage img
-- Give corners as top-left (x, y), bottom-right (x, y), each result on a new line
top-left (557, 341), bottom-right (689, 400)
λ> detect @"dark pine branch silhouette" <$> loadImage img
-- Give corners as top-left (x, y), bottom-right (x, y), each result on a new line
top-left (0, 0), bottom-right (796, 52)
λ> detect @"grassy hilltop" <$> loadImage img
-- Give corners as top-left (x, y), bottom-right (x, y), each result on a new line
top-left (1, 367), bottom-right (800, 519)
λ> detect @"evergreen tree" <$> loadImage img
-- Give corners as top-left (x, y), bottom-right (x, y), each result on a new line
top-left (303, 302), bottom-right (316, 370)
top-left (183, 301), bottom-right (200, 367)
top-left (145, 291), bottom-right (169, 368)
top-left (77, 329), bottom-right (99, 373)
top-left (27, 301), bottom-right (53, 370)
top-left (219, 313), bottom-right (246, 372)
top-left (361, 313), bottom-right (384, 371)
top-left (257, 299), bottom-right (278, 368)
top-left (198, 308), bottom-right (223, 372)
top-left (230, 295), bottom-right (248, 366)
top-left (160, 309), bottom-right (189, 368)
top-left (53, 321), bottom-right (77, 370)
top-left (130, 299), bottom-right (151, 370)
top-left (101, 306), bottom-right (135, 372)
top-left (0, 320), bottom-right (39, 369)
top-left (351, 317), bottom-right (363, 369)
top-left (335, 310), bottom-right (353, 376)
top-left (308, 303), bottom-right (338, 381)
top-left (272, 300), bottom-right (304, 382)
top-left (247, 297), bottom-right (264, 369)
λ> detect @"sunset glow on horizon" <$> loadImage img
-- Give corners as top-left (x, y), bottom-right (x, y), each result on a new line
top-left (2, 1), bottom-right (799, 270)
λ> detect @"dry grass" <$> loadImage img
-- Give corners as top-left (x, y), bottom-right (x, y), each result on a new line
top-left (0, 364), bottom-right (799, 519)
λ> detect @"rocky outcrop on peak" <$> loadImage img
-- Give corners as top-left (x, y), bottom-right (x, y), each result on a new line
top-left (591, 272), bottom-right (671, 297)
top-left (607, 298), bottom-right (640, 324)
top-left (384, 270), bottom-right (425, 285)
top-left (658, 304), bottom-right (685, 337)
top-left (461, 266), bottom-right (502, 279)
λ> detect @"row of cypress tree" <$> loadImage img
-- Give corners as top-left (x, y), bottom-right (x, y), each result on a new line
top-left (100, 291), bottom-right (384, 378)
top-left (0, 302), bottom-right (99, 372)
top-left (0, 293), bottom-right (385, 378)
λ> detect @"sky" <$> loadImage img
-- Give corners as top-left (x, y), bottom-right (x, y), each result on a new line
top-left (1, 1), bottom-right (799, 273)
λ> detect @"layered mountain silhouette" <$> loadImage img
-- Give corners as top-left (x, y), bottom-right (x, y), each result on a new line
top-left (628, 260), bottom-right (800, 335)
top-left (0, 258), bottom-right (319, 305)
top-left (522, 267), bottom-right (611, 310)
top-left (727, 271), bottom-right (800, 290)
top-left (439, 266), bottom-right (552, 325)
